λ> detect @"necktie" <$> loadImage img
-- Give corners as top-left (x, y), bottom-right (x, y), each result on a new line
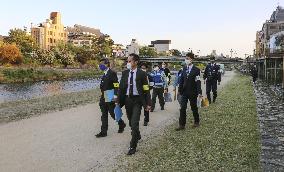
top-left (130, 71), bottom-right (134, 96)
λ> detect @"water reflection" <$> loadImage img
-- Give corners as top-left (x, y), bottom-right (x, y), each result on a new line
top-left (0, 78), bottom-right (101, 103)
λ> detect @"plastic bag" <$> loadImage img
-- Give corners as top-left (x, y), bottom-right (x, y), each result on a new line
top-left (201, 98), bottom-right (209, 107)
top-left (164, 92), bottom-right (172, 102)
top-left (114, 104), bottom-right (123, 122)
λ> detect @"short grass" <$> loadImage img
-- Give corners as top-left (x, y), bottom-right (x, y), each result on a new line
top-left (116, 74), bottom-right (261, 172)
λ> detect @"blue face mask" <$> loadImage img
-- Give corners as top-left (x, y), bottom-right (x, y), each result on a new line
top-left (99, 64), bottom-right (107, 71)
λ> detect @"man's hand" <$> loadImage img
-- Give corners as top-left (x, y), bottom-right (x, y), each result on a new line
top-left (198, 94), bottom-right (203, 98)
top-left (164, 89), bottom-right (168, 93)
top-left (146, 106), bottom-right (151, 111)
top-left (114, 98), bottom-right (119, 105)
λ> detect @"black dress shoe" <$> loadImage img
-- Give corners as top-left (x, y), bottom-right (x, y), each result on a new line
top-left (175, 126), bottom-right (185, 131)
top-left (95, 132), bottom-right (107, 138)
top-left (143, 121), bottom-right (148, 126)
top-left (161, 106), bottom-right (164, 110)
top-left (127, 147), bottom-right (136, 155)
top-left (118, 123), bottom-right (126, 133)
top-left (193, 123), bottom-right (200, 128)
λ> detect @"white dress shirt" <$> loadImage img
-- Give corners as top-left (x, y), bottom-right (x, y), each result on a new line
top-left (126, 68), bottom-right (139, 96)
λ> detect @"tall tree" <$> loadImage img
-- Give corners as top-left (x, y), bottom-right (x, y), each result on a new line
top-left (0, 43), bottom-right (23, 64)
top-left (4, 28), bottom-right (37, 56)
top-left (170, 49), bottom-right (182, 56)
top-left (139, 46), bottom-right (157, 57)
top-left (92, 35), bottom-right (114, 58)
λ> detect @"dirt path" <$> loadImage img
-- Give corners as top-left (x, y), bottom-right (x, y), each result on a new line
top-left (0, 71), bottom-right (236, 172)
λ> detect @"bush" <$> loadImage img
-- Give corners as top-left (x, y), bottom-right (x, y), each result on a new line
top-left (0, 43), bottom-right (23, 64)
top-left (34, 50), bottom-right (55, 65)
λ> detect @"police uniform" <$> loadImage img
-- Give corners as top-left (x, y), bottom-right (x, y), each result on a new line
top-left (118, 68), bottom-right (151, 154)
top-left (96, 68), bottom-right (126, 137)
top-left (178, 64), bottom-right (202, 128)
top-left (203, 63), bottom-right (221, 103)
top-left (150, 69), bottom-right (168, 111)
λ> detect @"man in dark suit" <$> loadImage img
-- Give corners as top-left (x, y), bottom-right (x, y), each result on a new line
top-left (95, 58), bottom-right (126, 138)
top-left (117, 53), bottom-right (151, 155)
top-left (177, 52), bottom-right (202, 130)
top-left (203, 57), bottom-right (221, 104)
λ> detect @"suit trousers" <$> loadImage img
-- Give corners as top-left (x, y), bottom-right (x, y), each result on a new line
top-left (125, 96), bottom-right (143, 148)
top-left (179, 95), bottom-right (200, 126)
top-left (99, 97), bottom-right (124, 134)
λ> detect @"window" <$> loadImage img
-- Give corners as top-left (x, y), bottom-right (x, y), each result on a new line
top-left (54, 39), bottom-right (56, 43)
top-left (270, 26), bottom-right (277, 29)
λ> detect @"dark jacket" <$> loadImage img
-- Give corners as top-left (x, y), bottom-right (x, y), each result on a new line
top-left (118, 68), bottom-right (151, 108)
top-left (100, 69), bottom-right (119, 98)
top-left (178, 65), bottom-right (202, 98)
top-left (203, 63), bottom-right (221, 82)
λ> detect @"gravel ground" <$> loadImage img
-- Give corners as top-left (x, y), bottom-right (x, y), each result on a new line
top-left (254, 81), bottom-right (284, 171)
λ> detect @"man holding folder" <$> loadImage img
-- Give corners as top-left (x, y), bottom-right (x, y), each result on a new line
top-left (95, 58), bottom-right (126, 138)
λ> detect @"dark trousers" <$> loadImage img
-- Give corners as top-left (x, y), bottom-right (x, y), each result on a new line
top-left (144, 109), bottom-right (149, 123)
top-left (206, 80), bottom-right (218, 103)
top-left (125, 96), bottom-right (143, 148)
top-left (151, 87), bottom-right (165, 110)
top-left (179, 95), bottom-right (200, 126)
top-left (252, 76), bottom-right (257, 83)
top-left (99, 97), bottom-right (125, 134)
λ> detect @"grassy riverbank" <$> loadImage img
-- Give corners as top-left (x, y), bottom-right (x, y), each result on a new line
top-left (116, 74), bottom-right (261, 171)
top-left (0, 68), bottom-right (103, 84)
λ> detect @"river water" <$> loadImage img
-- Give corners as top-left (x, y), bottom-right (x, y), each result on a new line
top-left (0, 78), bottom-right (102, 103)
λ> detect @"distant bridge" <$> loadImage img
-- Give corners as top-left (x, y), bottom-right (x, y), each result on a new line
top-left (139, 56), bottom-right (243, 64)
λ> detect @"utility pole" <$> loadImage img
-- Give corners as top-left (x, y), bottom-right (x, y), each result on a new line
top-left (230, 49), bottom-right (233, 58)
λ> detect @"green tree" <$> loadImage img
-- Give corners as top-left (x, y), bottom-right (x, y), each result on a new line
top-left (139, 46), bottom-right (157, 57)
top-left (4, 28), bottom-right (37, 56)
top-left (34, 50), bottom-right (55, 65)
top-left (53, 43), bottom-right (76, 68)
top-left (170, 49), bottom-right (182, 56)
top-left (92, 35), bottom-right (114, 58)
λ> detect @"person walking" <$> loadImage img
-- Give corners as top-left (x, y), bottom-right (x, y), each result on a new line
top-left (250, 64), bottom-right (258, 84)
top-left (150, 64), bottom-right (168, 112)
top-left (140, 63), bottom-right (152, 126)
top-left (117, 53), bottom-right (151, 155)
top-left (203, 57), bottom-right (221, 104)
top-left (176, 52), bottom-right (202, 130)
top-left (95, 58), bottom-right (126, 138)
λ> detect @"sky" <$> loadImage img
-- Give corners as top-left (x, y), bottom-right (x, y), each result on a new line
top-left (0, 0), bottom-right (281, 57)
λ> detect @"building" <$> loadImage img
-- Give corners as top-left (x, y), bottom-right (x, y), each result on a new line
top-left (150, 40), bottom-right (171, 53)
top-left (112, 44), bottom-right (126, 57)
top-left (125, 39), bottom-right (140, 56)
top-left (256, 6), bottom-right (284, 57)
top-left (31, 12), bottom-right (68, 50)
top-left (67, 24), bottom-right (101, 47)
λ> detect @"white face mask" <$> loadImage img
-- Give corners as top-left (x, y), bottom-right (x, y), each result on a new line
top-left (154, 67), bottom-right (159, 71)
top-left (127, 63), bottom-right (132, 70)
top-left (185, 59), bottom-right (192, 65)
top-left (162, 65), bottom-right (166, 68)
top-left (142, 69), bottom-right (146, 72)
